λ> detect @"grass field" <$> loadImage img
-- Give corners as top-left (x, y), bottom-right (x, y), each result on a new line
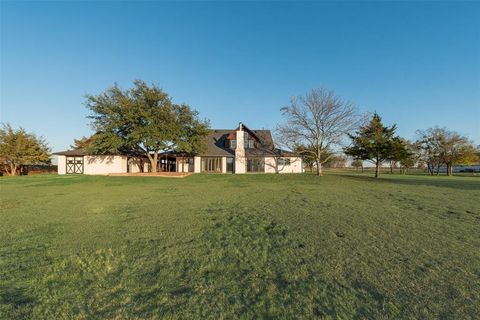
top-left (1, 173), bottom-right (479, 319)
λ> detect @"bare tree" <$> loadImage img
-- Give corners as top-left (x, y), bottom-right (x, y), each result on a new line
top-left (277, 88), bottom-right (363, 176)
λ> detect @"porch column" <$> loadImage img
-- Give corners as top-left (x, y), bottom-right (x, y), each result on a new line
top-left (221, 157), bottom-right (227, 173)
top-left (194, 156), bottom-right (201, 173)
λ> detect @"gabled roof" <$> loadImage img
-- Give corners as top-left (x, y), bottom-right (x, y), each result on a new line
top-left (201, 127), bottom-right (281, 157)
top-left (52, 149), bottom-right (86, 156)
top-left (203, 130), bottom-right (236, 156)
top-left (53, 124), bottom-right (300, 158)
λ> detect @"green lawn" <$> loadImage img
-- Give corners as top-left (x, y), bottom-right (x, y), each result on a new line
top-left (1, 173), bottom-right (479, 319)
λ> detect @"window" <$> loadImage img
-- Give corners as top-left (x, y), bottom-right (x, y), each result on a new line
top-left (201, 157), bottom-right (222, 173)
top-left (278, 158), bottom-right (291, 166)
top-left (248, 140), bottom-right (255, 148)
top-left (230, 139), bottom-right (237, 149)
top-left (246, 158), bottom-right (265, 172)
top-left (226, 157), bottom-right (234, 173)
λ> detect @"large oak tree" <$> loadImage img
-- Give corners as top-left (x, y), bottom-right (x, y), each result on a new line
top-left (85, 80), bottom-right (210, 172)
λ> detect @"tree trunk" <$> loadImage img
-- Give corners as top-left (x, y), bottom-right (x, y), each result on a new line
top-left (375, 161), bottom-right (380, 178)
top-left (152, 152), bottom-right (158, 173)
top-left (361, 165), bottom-right (364, 173)
top-left (146, 152), bottom-right (158, 173)
top-left (9, 163), bottom-right (17, 176)
top-left (316, 159), bottom-right (322, 176)
top-left (390, 162), bottom-right (394, 174)
top-left (447, 163), bottom-right (453, 176)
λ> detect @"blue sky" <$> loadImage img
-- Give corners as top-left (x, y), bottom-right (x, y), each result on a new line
top-left (1, 1), bottom-right (479, 152)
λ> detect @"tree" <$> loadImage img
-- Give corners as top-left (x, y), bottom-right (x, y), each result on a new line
top-left (344, 113), bottom-right (399, 178)
top-left (437, 129), bottom-right (477, 176)
top-left (85, 80), bottom-right (210, 172)
top-left (351, 159), bottom-right (363, 171)
top-left (70, 136), bottom-right (91, 150)
top-left (277, 87), bottom-right (362, 176)
top-left (0, 123), bottom-right (50, 176)
top-left (324, 154), bottom-right (347, 168)
top-left (398, 141), bottom-right (418, 174)
top-left (387, 137), bottom-right (411, 174)
top-left (294, 144), bottom-right (316, 172)
top-left (416, 127), bottom-right (477, 176)
top-left (416, 128), bottom-right (444, 175)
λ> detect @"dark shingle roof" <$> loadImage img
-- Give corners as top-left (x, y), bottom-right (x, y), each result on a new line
top-left (52, 149), bottom-right (86, 156)
top-left (201, 128), bottom-right (282, 157)
top-left (53, 127), bottom-right (299, 158)
top-left (202, 130), bottom-right (236, 156)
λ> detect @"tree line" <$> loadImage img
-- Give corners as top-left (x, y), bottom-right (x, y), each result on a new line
top-left (277, 88), bottom-right (478, 178)
top-left (1, 82), bottom-right (478, 177)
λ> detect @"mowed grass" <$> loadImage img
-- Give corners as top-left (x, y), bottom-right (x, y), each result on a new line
top-left (0, 173), bottom-right (479, 319)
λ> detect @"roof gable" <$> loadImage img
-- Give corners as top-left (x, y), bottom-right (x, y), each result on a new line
top-left (201, 125), bottom-right (276, 157)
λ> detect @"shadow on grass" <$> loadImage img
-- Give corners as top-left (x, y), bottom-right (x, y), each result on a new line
top-left (0, 285), bottom-right (36, 318)
top-left (334, 173), bottom-right (480, 191)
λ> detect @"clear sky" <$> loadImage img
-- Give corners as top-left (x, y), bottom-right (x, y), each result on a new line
top-left (1, 1), bottom-right (479, 152)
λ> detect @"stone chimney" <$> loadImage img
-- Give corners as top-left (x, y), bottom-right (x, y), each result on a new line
top-left (235, 122), bottom-right (246, 173)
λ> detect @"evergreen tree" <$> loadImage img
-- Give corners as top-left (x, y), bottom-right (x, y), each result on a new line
top-left (344, 113), bottom-right (398, 178)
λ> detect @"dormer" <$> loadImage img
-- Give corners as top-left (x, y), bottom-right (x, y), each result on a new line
top-left (224, 124), bottom-right (260, 149)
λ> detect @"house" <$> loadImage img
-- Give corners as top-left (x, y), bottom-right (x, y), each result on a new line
top-left (53, 123), bottom-right (303, 175)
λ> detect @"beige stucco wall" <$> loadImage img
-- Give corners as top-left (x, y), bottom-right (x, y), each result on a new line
top-left (128, 158), bottom-right (142, 173)
top-left (176, 157), bottom-right (192, 173)
top-left (57, 155), bottom-right (66, 174)
top-left (264, 157), bottom-right (303, 173)
top-left (83, 155), bottom-right (127, 175)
